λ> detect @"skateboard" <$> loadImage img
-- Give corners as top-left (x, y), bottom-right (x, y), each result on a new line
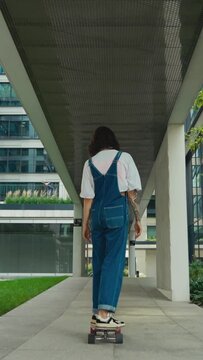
top-left (88, 326), bottom-right (123, 344)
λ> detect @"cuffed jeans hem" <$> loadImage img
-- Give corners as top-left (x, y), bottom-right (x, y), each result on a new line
top-left (98, 304), bottom-right (116, 312)
top-left (92, 308), bottom-right (98, 314)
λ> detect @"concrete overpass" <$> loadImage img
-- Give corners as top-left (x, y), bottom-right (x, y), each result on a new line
top-left (0, 0), bottom-right (203, 300)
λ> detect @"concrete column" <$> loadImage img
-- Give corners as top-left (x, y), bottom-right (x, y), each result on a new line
top-left (128, 239), bottom-right (136, 277)
top-left (72, 203), bottom-right (86, 277)
top-left (155, 124), bottom-right (190, 301)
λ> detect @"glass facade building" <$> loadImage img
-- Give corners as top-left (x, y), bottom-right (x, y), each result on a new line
top-left (186, 108), bottom-right (203, 262)
top-left (0, 223), bottom-right (73, 273)
top-left (0, 65), bottom-right (72, 274)
top-left (193, 145), bottom-right (203, 252)
top-left (0, 83), bottom-right (21, 106)
top-left (0, 148), bottom-right (56, 174)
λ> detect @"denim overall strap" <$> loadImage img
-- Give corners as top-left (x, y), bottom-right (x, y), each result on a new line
top-left (88, 151), bottom-right (123, 203)
top-left (88, 150), bottom-right (121, 179)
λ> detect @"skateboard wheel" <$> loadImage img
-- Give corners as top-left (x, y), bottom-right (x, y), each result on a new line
top-left (115, 333), bottom-right (123, 344)
top-left (115, 327), bottom-right (121, 334)
top-left (88, 333), bottom-right (96, 344)
top-left (90, 327), bottom-right (95, 334)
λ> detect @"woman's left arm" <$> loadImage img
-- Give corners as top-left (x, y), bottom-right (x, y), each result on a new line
top-left (82, 198), bottom-right (93, 241)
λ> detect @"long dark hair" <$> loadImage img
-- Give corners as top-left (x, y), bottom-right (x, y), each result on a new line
top-left (88, 126), bottom-right (120, 156)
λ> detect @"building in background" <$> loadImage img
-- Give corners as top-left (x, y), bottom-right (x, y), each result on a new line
top-left (0, 65), bottom-right (159, 278)
top-left (186, 107), bottom-right (203, 262)
top-left (192, 144), bottom-right (203, 259)
top-left (0, 65), bottom-right (74, 276)
top-left (1, 64), bottom-right (202, 278)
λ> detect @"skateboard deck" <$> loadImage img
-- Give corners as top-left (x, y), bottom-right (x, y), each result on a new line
top-left (88, 326), bottom-right (123, 344)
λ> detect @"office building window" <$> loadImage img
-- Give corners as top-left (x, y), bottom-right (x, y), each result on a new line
top-left (147, 226), bottom-right (156, 240)
top-left (0, 120), bottom-right (8, 136)
top-left (0, 148), bottom-right (56, 173)
top-left (0, 66), bottom-right (5, 75)
top-left (0, 161), bottom-right (7, 172)
top-left (8, 160), bottom-right (21, 173)
top-left (22, 148), bottom-right (29, 156)
top-left (0, 83), bottom-right (21, 106)
top-left (0, 149), bottom-right (7, 156)
top-left (0, 223), bottom-right (73, 273)
top-left (192, 144), bottom-right (203, 255)
top-left (36, 148), bottom-right (44, 156)
top-left (0, 115), bottom-right (38, 138)
top-left (147, 195), bottom-right (156, 217)
top-left (9, 148), bottom-right (21, 156)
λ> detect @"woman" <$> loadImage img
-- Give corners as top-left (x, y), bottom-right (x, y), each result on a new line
top-left (80, 126), bottom-right (142, 328)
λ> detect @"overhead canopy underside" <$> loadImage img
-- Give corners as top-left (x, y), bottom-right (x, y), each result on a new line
top-left (1, 0), bottom-right (203, 195)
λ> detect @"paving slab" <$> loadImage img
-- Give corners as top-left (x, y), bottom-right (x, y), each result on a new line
top-left (0, 277), bottom-right (203, 360)
top-left (0, 277), bottom-right (89, 352)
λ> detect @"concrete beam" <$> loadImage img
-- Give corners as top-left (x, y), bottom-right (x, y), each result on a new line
top-left (0, 10), bottom-right (84, 276)
top-left (73, 204), bottom-right (86, 276)
top-left (0, 10), bottom-right (81, 205)
top-left (169, 27), bottom-right (203, 126)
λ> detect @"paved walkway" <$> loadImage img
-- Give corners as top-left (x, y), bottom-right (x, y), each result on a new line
top-left (0, 277), bottom-right (203, 360)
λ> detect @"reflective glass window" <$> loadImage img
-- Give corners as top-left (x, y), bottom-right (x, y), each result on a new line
top-left (0, 83), bottom-right (21, 106)
top-left (10, 121), bottom-right (23, 137)
top-left (147, 195), bottom-right (156, 218)
top-left (0, 66), bottom-right (5, 74)
top-left (0, 149), bottom-right (7, 156)
top-left (36, 148), bottom-right (44, 156)
top-left (0, 115), bottom-right (38, 138)
top-left (21, 161), bottom-right (29, 173)
top-left (0, 161), bottom-right (7, 172)
top-left (22, 149), bottom-right (29, 156)
top-left (8, 160), bottom-right (21, 173)
top-left (0, 121), bottom-right (8, 136)
top-left (36, 161), bottom-right (47, 173)
top-left (0, 223), bottom-right (73, 273)
top-left (147, 226), bottom-right (156, 240)
top-left (9, 149), bottom-right (21, 156)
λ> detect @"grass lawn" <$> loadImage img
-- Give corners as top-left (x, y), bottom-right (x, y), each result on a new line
top-left (0, 276), bottom-right (68, 316)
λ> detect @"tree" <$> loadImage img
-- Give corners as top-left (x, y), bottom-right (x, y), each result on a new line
top-left (186, 88), bottom-right (203, 151)
top-left (185, 126), bottom-right (203, 152)
top-left (193, 89), bottom-right (203, 110)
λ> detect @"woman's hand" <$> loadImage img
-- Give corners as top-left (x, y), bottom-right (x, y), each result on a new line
top-left (82, 222), bottom-right (91, 242)
top-left (134, 220), bottom-right (142, 238)
top-left (82, 198), bottom-right (93, 242)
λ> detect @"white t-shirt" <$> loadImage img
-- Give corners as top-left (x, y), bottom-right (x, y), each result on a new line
top-left (80, 149), bottom-right (142, 199)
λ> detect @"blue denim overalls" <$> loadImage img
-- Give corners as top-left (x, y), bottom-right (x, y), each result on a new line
top-left (89, 150), bottom-right (129, 313)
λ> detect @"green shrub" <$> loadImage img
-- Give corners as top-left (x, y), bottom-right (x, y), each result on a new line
top-left (193, 89), bottom-right (203, 110)
top-left (123, 267), bottom-right (129, 277)
top-left (190, 278), bottom-right (203, 306)
top-left (189, 259), bottom-right (203, 280)
top-left (87, 263), bottom-right (93, 276)
top-left (189, 260), bottom-right (203, 306)
top-left (185, 126), bottom-right (203, 151)
top-left (5, 190), bottom-right (73, 204)
top-left (86, 263), bottom-right (129, 277)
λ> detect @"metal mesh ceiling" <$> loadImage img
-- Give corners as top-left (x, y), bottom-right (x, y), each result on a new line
top-left (1, 0), bottom-right (203, 194)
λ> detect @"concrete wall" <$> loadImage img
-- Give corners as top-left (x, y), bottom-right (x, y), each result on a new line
top-left (155, 124), bottom-right (190, 301)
